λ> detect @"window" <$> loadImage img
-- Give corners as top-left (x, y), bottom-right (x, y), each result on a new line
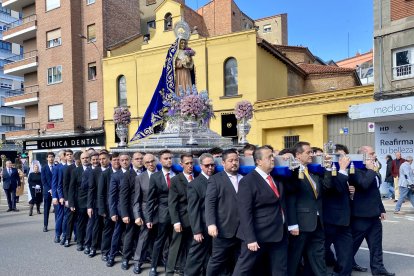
top-left (46, 29), bottom-right (61, 48)
top-left (224, 58), bottom-right (238, 96)
top-left (89, 102), bottom-right (98, 120)
top-left (284, 135), bottom-right (299, 149)
top-left (263, 24), bottom-right (272, 33)
top-left (147, 0), bottom-right (156, 4)
top-left (87, 0), bottom-right (96, 5)
top-left (48, 104), bottom-right (63, 121)
top-left (393, 46), bottom-right (414, 79)
top-left (0, 41), bottom-right (11, 51)
top-left (47, 65), bottom-right (62, 84)
top-left (164, 13), bottom-right (172, 31)
top-left (46, 0), bottom-right (60, 11)
top-left (1, 115), bottom-right (15, 126)
top-left (87, 24), bottom-right (96, 42)
top-left (117, 75), bottom-right (127, 107)
top-left (88, 62), bottom-right (97, 80)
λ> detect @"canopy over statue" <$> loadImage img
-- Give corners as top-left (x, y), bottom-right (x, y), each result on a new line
top-left (131, 21), bottom-right (196, 141)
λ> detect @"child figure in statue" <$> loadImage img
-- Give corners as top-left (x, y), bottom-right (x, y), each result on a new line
top-left (175, 39), bottom-right (195, 96)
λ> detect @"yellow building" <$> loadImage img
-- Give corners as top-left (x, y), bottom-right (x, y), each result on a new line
top-left (103, 0), bottom-right (373, 151)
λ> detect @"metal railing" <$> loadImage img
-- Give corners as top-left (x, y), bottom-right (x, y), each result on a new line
top-left (1, 88), bottom-right (24, 97)
top-left (23, 85), bottom-right (39, 93)
top-left (393, 64), bottom-right (413, 79)
top-left (4, 50), bottom-right (38, 65)
top-left (5, 14), bottom-right (36, 30)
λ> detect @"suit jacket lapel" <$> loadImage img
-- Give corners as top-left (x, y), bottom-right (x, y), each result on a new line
top-left (221, 171), bottom-right (237, 196)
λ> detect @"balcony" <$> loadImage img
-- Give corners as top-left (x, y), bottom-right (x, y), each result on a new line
top-left (1, 0), bottom-right (36, 12)
top-left (4, 50), bottom-right (38, 77)
top-left (3, 14), bottom-right (37, 44)
top-left (4, 85), bottom-right (39, 108)
top-left (393, 63), bottom-right (414, 80)
top-left (5, 122), bottom-right (40, 140)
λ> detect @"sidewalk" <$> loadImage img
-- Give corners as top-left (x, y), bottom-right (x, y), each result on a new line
top-left (382, 198), bottom-right (414, 214)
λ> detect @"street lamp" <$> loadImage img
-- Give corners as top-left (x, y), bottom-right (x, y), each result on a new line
top-left (78, 34), bottom-right (101, 58)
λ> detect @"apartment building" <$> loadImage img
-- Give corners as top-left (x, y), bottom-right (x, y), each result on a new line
top-left (0, 4), bottom-right (24, 158)
top-left (1, 0), bottom-right (139, 160)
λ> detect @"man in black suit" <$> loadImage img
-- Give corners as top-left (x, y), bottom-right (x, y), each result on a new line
top-left (185, 153), bottom-right (215, 276)
top-left (119, 151), bottom-right (145, 270)
top-left (147, 149), bottom-right (176, 276)
top-left (205, 148), bottom-right (242, 276)
top-left (132, 153), bottom-right (158, 274)
top-left (166, 153), bottom-right (195, 276)
top-left (84, 151), bottom-right (100, 255)
top-left (286, 141), bottom-right (329, 276)
top-left (86, 151), bottom-right (110, 257)
top-left (41, 152), bottom-right (55, 231)
top-left (63, 151), bottom-right (81, 247)
top-left (68, 151), bottom-right (91, 252)
top-left (2, 160), bottom-right (21, 212)
top-left (323, 153), bottom-right (353, 276)
top-left (233, 145), bottom-right (287, 275)
top-left (106, 152), bottom-right (131, 267)
top-left (349, 146), bottom-right (395, 276)
top-left (98, 152), bottom-right (120, 262)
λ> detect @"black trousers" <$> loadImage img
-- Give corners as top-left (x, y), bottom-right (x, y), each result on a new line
top-left (43, 193), bottom-right (52, 227)
top-left (352, 217), bottom-right (385, 274)
top-left (287, 220), bottom-right (326, 276)
top-left (101, 215), bottom-right (115, 257)
top-left (166, 226), bottom-right (193, 275)
top-left (151, 222), bottom-right (173, 269)
top-left (133, 224), bottom-right (151, 263)
top-left (123, 222), bottom-right (139, 260)
top-left (85, 209), bottom-right (101, 249)
top-left (185, 231), bottom-right (212, 276)
top-left (233, 232), bottom-right (288, 276)
top-left (76, 208), bottom-right (89, 246)
top-left (109, 220), bottom-right (125, 259)
top-left (4, 188), bottom-right (16, 210)
top-left (206, 236), bottom-right (241, 276)
top-left (324, 223), bottom-right (352, 276)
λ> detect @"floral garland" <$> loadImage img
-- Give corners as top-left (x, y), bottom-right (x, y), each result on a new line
top-left (234, 100), bottom-right (253, 121)
top-left (113, 106), bottom-right (131, 125)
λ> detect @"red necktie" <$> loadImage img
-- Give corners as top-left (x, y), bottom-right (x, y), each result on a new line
top-left (267, 175), bottom-right (280, 197)
top-left (188, 175), bottom-right (193, 182)
top-left (166, 173), bottom-right (171, 188)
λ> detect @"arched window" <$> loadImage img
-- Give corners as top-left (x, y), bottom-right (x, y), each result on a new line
top-left (224, 58), bottom-right (238, 96)
top-left (164, 13), bottom-right (172, 31)
top-left (117, 75), bottom-right (127, 107)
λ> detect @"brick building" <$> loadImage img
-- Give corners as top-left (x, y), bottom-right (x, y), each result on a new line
top-left (337, 50), bottom-right (373, 85)
top-left (2, 0), bottom-right (139, 160)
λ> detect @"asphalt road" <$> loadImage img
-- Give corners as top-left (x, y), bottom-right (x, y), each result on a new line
top-left (1, 189), bottom-right (414, 276)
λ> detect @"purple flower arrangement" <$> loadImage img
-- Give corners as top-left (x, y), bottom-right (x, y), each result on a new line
top-left (184, 47), bottom-right (196, 57)
top-left (113, 107), bottom-right (131, 124)
top-left (180, 95), bottom-right (204, 119)
top-left (234, 100), bottom-right (253, 121)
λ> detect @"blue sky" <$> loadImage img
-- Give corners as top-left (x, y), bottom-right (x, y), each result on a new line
top-left (186, 0), bottom-right (373, 62)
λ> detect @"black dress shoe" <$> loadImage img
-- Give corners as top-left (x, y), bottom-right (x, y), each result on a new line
top-left (60, 238), bottom-right (66, 245)
top-left (84, 247), bottom-right (90, 255)
top-left (106, 258), bottom-right (115, 267)
top-left (133, 263), bottom-right (142, 274)
top-left (88, 249), bottom-right (96, 258)
top-left (77, 245), bottom-right (84, 251)
top-left (13, 208), bottom-right (19, 212)
top-left (353, 264), bottom-right (368, 272)
top-left (148, 268), bottom-right (158, 276)
top-left (121, 259), bottom-right (129, 270)
top-left (64, 240), bottom-right (70, 247)
top-left (6, 208), bottom-right (12, 212)
top-left (54, 236), bottom-right (61, 243)
top-left (372, 270), bottom-right (395, 276)
top-left (101, 255), bottom-right (108, 262)
top-left (43, 226), bottom-right (48, 232)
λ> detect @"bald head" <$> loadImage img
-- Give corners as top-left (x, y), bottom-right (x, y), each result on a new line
top-left (396, 152), bottom-right (402, 160)
top-left (143, 154), bottom-right (156, 172)
top-left (81, 152), bottom-right (90, 166)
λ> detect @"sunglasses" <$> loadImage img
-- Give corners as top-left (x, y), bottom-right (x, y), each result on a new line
top-left (203, 164), bottom-right (215, 167)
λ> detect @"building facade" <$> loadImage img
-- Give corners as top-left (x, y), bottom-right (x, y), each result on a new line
top-left (255, 14), bottom-right (287, 45)
top-left (0, 3), bottom-right (24, 158)
top-left (337, 50), bottom-right (374, 85)
top-left (1, 0), bottom-right (140, 160)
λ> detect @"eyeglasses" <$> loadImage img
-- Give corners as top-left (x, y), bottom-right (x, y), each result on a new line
top-left (203, 164), bottom-right (215, 167)
top-left (183, 162), bottom-right (193, 165)
top-left (145, 160), bottom-right (155, 164)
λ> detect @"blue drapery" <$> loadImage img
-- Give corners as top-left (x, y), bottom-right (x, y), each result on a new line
top-left (130, 40), bottom-right (178, 141)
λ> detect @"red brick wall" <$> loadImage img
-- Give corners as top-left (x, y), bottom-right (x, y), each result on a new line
top-left (391, 0), bottom-right (414, 21)
top-left (197, 0), bottom-right (232, 36)
top-left (304, 74), bottom-right (359, 94)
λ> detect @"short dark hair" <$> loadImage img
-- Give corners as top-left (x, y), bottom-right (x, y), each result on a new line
top-left (253, 145), bottom-right (273, 164)
top-left (99, 151), bottom-right (110, 158)
top-left (222, 149), bottom-right (238, 161)
top-left (73, 151), bottom-right (82, 161)
top-left (243, 143), bottom-right (256, 152)
top-left (311, 147), bottom-right (323, 154)
top-left (99, 149), bottom-right (109, 154)
top-left (46, 152), bottom-right (55, 158)
top-left (65, 149), bottom-right (73, 155)
top-left (110, 152), bottom-right (120, 160)
top-left (386, 154), bottom-right (392, 160)
top-left (263, 144), bottom-right (274, 151)
top-left (180, 153), bottom-right (193, 161)
top-left (335, 144), bottom-right (349, 154)
top-left (159, 149), bottom-right (172, 158)
top-left (278, 148), bottom-right (293, 155)
top-left (208, 147), bottom-right (223, 155)
top-left (119, 152), bottom-right (130, 158)
top-left (90, 152), bottom-right (99, 158)
top-left (292, 141), bottom-right (310, 155)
